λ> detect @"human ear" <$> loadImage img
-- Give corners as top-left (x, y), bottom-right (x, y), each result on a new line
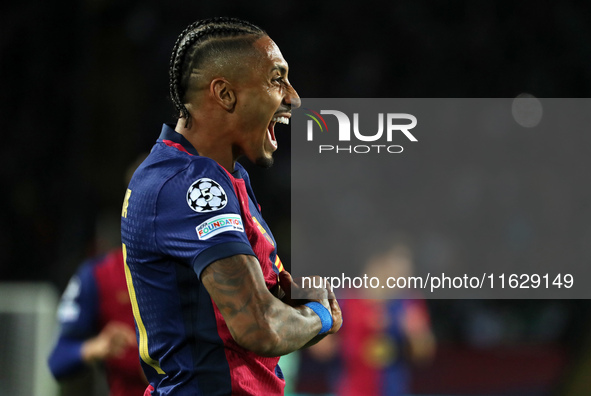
top-left (211, 78), bottom-right (236, 111)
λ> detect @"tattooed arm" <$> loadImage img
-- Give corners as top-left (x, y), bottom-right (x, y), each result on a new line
top-left (201, 254), bottom-right (342, 357)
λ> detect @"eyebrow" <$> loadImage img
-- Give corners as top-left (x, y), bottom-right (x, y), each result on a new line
top-left (271, 64), bottom-right (288, 75)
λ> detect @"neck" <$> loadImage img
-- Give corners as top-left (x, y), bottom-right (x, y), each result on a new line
top-left (175, 116), bottom-right (237, 173)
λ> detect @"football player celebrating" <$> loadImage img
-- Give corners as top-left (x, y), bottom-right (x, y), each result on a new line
top-left (121, 17), bottom-right (342, 396)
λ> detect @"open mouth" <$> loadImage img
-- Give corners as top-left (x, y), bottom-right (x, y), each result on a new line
top-left (267, 116), bottom-right (290, 149)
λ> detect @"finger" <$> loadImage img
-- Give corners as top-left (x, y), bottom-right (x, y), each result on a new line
top-left (327, 286), bottom-right (336, 300)
top-left (328, 300), bottom-right (343, 333)
top-left (323, 278), bottom-right (332, 292)
top-left (329, 298), bottom-right (341, 319)
top-left (278, 271), bottom-right (292, 296)
top-left (305, 288), bottom-right (328, 301)
top-left (290, 275), bottom-right (303, 290)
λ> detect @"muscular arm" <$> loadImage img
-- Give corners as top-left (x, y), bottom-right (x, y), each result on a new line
top-left (201, 254), bottom-right (325, 357)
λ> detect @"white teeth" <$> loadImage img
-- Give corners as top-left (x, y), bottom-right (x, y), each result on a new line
top-left (272, 116), bottom-right (290, 125)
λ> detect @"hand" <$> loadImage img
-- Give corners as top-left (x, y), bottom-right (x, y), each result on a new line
top-left (278, 271), bottom-right (330, 309)
top-left (325, 284), bottom-right (342, 334)
top-left (274, 270), bottom-right (302, 307)
top-left (81, 321), bottom-right (136, 362)
top-left (298, 279), bottom-right (343, 349)
top-left (280, 271), bottom-right (342, 334)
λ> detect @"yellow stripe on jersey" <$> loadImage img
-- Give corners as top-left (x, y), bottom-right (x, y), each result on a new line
top-left (122, 244), bottom-right (165, 375)
top-left (275, 256), bottom-right (284, 272)
top-left (251, 216), bottom-right (275, 247)
top-left (121, 189), bottom-right (131, 218)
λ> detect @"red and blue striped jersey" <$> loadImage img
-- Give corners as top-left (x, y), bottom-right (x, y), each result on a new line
top-left (121, 124), bottom-right (285, 395)
top-left (337, 298), bottom-right (431, 396)
top-left (48, 248), bottom-right (146, 396)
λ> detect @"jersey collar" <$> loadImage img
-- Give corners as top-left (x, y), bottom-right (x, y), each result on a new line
top-left (159, 123), bottom-right (248, 179)
top-left (158, 124), bottom-right (200, 156)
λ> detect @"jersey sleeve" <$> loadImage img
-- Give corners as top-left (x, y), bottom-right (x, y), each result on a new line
top-left (155, 158), bottom-right (255, 278)
top-left (48, 261), bottom-right (99, 379)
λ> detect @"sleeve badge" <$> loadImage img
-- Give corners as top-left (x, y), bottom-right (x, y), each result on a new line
top-left (187, 178), bottom-right (228, 212)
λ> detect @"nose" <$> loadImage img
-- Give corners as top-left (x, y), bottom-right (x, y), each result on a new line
top-left (284, 84), bottom-right (301, 110)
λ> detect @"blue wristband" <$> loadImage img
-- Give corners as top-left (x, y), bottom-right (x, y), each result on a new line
top-left (304, 302), bottom-right (333, 335)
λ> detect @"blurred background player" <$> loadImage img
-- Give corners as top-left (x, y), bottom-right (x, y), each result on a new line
top-left (337, 242), bottom-right (435, 396)
top-left (48, 247), bottom-right (148, 396)
top-left (296, 240), bottom-right (435, 395)
top-left (47, 151), bottom-right (149, 396)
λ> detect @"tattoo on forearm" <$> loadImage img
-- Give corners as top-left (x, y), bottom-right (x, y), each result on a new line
top-left (202, 255), bottom-right (320, 355)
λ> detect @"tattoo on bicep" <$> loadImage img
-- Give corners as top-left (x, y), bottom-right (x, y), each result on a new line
top-left (204, 256), bottom-right (260, 318)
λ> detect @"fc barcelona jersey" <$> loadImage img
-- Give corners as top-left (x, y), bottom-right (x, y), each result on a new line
top-left (121, 124), bottom-right (285, 395)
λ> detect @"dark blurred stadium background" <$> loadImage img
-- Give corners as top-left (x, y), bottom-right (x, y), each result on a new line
top-left (2, 1), bottom-right (591, 395)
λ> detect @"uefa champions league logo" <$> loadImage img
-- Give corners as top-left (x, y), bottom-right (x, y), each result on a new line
top-left (187, 178), bottom-right (228, 212)
top-left (303, 108), bottom-right (418, 154)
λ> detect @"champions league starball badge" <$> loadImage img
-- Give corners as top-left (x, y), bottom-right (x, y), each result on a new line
top-left (187, 178), bottom-right (228, 213)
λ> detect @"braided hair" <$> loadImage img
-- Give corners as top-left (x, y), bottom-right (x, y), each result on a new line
top-left (169, 17), bottom-right (266, 127)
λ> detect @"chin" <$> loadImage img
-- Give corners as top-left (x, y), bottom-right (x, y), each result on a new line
top-left (255, 155), bottom-right (274, 168)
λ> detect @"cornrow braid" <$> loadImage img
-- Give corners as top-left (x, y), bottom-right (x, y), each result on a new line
top-left (169, 17), bottom-right (266, 127)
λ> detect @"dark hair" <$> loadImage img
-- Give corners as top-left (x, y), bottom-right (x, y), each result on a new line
top-left (169, 17), bottom-right (266, 127)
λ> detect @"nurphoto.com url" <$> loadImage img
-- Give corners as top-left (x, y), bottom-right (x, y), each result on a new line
top-left (301, 273), bottom-right (573, 294)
